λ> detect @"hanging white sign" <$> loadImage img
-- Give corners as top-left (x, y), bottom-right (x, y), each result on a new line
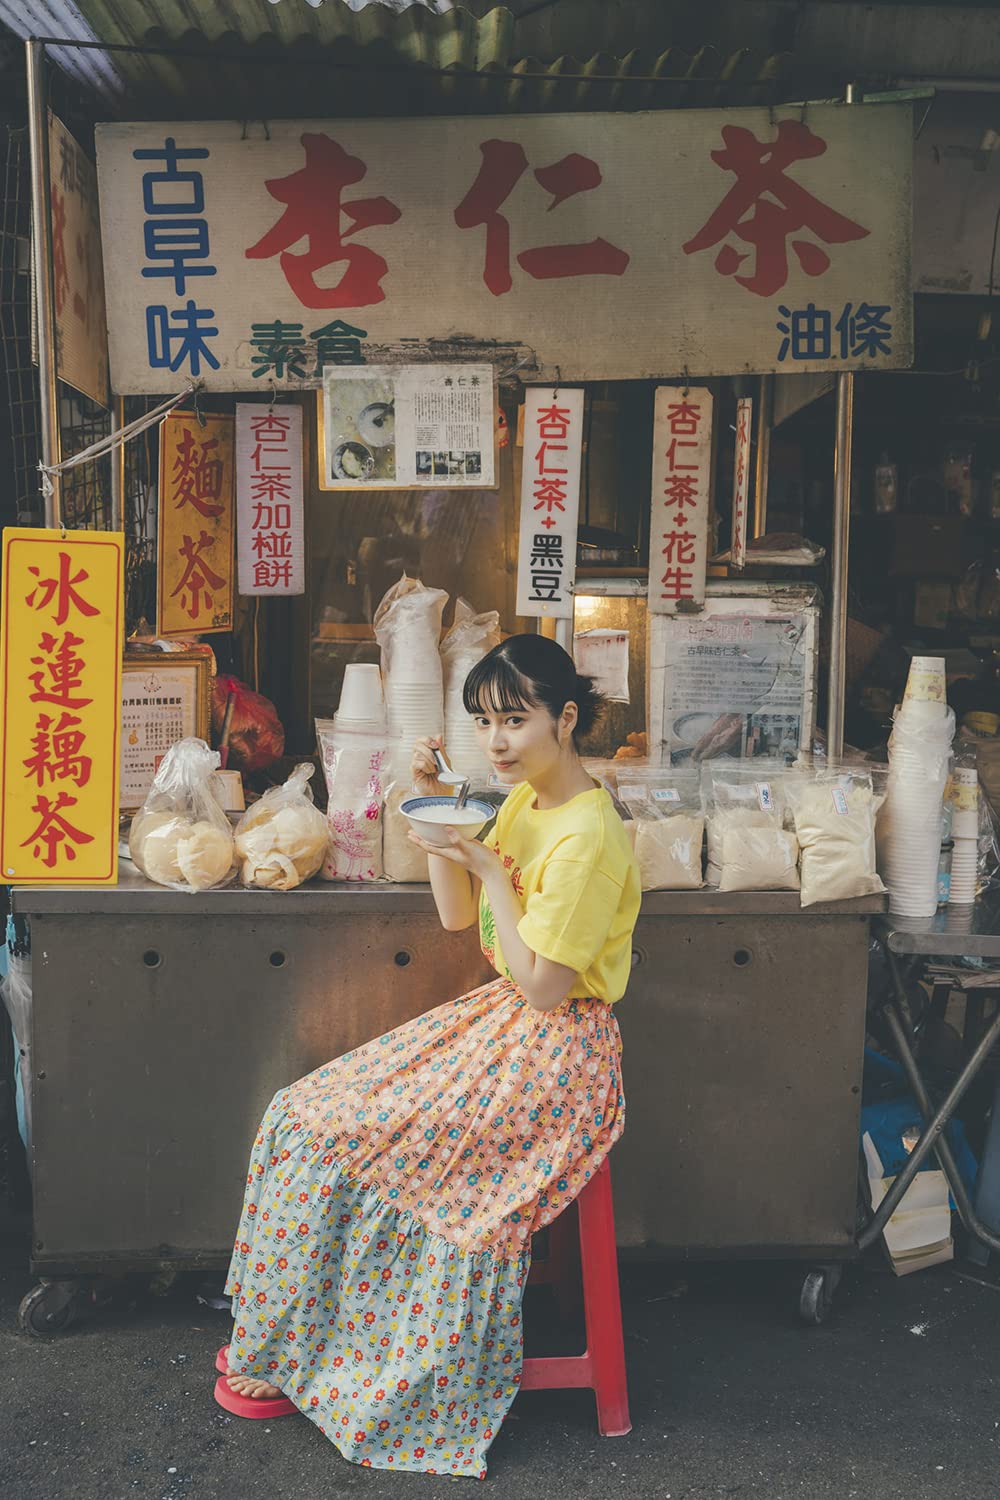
top-left (235, 403), bottom-right (304, 596)
top-left (731, 396), bottom-right (753, 570)
top-left (515, 387), bottom-right (584, 620)
top-left (648, 387), bottom-right (714, 616)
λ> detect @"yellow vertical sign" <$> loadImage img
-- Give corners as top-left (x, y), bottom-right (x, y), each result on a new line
top-left (157, 412), bottom-right (235, 637)
top-left (0, 528), bottom-right (124, 885)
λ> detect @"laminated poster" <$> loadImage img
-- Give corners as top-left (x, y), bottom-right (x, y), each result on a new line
top-left (320, 364), bottom-right (495, 489)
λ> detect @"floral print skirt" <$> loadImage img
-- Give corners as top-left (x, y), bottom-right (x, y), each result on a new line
top-left (224, 977), bottom-right (625, 1478)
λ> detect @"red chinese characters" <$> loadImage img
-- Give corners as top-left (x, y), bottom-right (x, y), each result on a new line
top-left (245, 132), bottom-right (630, 310)
top-left (683, 121), bottom-right (870, 298)
top-left (455, 141), bottom-right (630, 296)
top-left (731, 397), bottom-right (752, 569)
top-left (648, 390), bottom-right (714, 615)
top-left (20, 552), bottom-right (99, 868)
top-left (246, 134), bottom-right (402, 309)
top-left (171, 425), bottom-right (225, 519)
top-left (50, 185), bottom-right (71, 318)
top-left (236, 405), bottom-right (304, 596)
top-left (171, 530), bottom-right (227, 622)
top-left (532, 402), bottom-right (572, 533)
top-left (158, 412), bottom-right (234, 637)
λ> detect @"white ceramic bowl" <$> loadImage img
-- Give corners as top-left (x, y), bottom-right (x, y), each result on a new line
top-left (401, 794), bottom-right (493, 847)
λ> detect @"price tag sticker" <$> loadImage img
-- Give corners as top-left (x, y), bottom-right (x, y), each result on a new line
top-left (756, 782), bottom-right (773, 813)
top-left (832, 786), bottom-right (850, 817)
top-left (652, 788), bottom-right (682, 804)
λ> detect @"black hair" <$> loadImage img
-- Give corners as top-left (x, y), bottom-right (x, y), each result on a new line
top-left (462, 634), bottom-right (604, 744)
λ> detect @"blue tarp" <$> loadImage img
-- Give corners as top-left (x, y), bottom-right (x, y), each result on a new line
top-left (862, 1046), bottom-right (978, 1197)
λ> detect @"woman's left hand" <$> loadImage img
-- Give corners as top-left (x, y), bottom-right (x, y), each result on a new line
top-left (407, 828), bottom-right (497, 880)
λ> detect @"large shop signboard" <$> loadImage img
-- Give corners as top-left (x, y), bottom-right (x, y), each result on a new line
top-left (95, 105), bottom-right (913, 393)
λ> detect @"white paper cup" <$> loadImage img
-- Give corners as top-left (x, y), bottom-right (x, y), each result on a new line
top-left (339, 663), bottom-right (385, 720)
top-left (903, 655), bottom-right (947, 707)
top-left (951, 769), bottom-right (979, 838)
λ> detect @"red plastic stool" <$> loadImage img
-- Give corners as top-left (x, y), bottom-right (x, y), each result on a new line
top-left (522, 1157), bottom-right (631, 1437)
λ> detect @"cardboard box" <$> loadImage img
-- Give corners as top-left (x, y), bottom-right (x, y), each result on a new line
top-left (890, 516), bottom-right (964, 577)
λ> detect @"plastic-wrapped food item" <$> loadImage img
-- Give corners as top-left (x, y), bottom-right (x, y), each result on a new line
top-left (617, 768), bottom-right (703, 890)
top-left (440, 597), bottom-right (500, 779)
top-left (128, 738), bottom-right (236, 891)
top-left (719, 824), bottom-right (799, 892)
top-left (383, 784), bottom-right (430, 883)
top-left (786, 770), bottom-right (885, 907)
top-left (708, 763), bottom-right (799, 892)
top-left (234, 763), bottom-right (329, 890)
top-left (317, 722), bottom-right (390, 881)
top-left (374, 575), bottom-right (448, 744)
top-left (211, 674), bottom-right (285, 772)
top-left (625, 817), bottom-right (704, 891)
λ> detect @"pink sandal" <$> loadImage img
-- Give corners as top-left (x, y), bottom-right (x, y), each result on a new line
top-left (213, 1346), bottom-right (296, 1419)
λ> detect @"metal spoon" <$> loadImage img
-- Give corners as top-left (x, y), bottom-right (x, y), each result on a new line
top-left (453, 777), bottom-right (471, 811)
top-left (432, 747), bottom-right (470, 811)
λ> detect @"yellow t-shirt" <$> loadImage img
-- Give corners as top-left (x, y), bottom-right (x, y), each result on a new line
top-left (478, 779), bottom-right (641, 1004)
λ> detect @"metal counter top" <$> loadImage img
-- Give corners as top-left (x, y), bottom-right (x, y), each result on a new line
top-left (11, 862), bottom-right (887, 917)
top-left (876, 901), bottom-right (1000, 960)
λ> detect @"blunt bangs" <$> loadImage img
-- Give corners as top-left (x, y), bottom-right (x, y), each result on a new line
top-left (462, 649), bottom-right (538, 718)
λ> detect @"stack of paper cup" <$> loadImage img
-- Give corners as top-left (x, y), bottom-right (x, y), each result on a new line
top-left (945, 902), bottom-right (975, 935)
top-left (879, 657), bottom-right (954, 920)
top-left (334, 663), bottom-right (387, 734)
top-left (385, 665), bottom-right (444, 752)
top-left (440, 602), bottom-right (500, 781)
top-left (374, 580), bottom-right (447, 755)
top-left (948, 766), bottom-right (979, 905)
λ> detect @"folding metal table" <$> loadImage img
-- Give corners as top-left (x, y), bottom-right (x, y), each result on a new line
top-left (864, 905), bottom-right (1000, 1258)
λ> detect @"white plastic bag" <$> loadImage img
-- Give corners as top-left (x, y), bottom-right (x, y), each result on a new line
top-left (128, 738), bottom-right (236, 891)
top-left (617, 768), bottom-right (703, 890)
top-left (383, 783), bottom-right (430, 883)
top-left (786, 769), bottom-right (885, 907)
top-left (234, 763), bottom-right (329, 890)
top-left (709, 764), bottom-right (799, 892)
top-left (317, 722), bottom-right (390, 881)
top-left (440, 597), bottom-right (500, 778)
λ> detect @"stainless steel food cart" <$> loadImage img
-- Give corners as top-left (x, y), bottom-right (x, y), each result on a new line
top-left (11, 872), bottom-right (882, 1328)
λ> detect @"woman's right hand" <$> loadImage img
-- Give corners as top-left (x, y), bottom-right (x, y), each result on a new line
top-left (411, 737), bottom-right (450, 798)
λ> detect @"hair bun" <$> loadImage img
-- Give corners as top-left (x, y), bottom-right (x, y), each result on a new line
top-left (573, 669), bottom-right (604, 739)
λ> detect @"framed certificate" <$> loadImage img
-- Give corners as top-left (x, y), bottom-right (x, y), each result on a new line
top-left (120, 652), bottom-right (212, 810)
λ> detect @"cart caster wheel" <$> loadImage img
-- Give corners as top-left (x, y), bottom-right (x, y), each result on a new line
top-left (798, 1265), bottom-right (842, 1326)
top-left (18, 1280), bottom-right (78, 1337)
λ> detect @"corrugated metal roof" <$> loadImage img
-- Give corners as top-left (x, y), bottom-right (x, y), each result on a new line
top-left (1, 0), bottom-right (128, 100)
top-left (0, 1), bottom-right (790, 116)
